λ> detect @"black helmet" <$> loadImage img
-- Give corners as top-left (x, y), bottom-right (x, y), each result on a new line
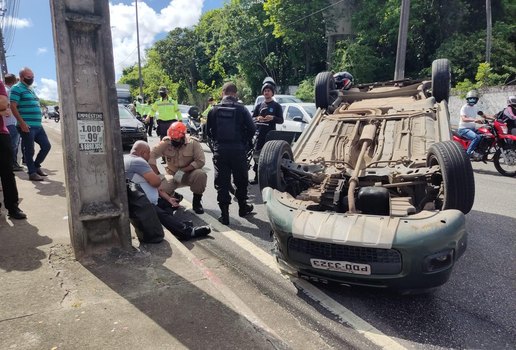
top-left (334, 71), bottom-right (353, 90)
top-left (158, 86), bottom-right (168, 94)
top-left (188, 106), bottom-right (200, 119)
top-left (261, 82), bottom-right (275, 95)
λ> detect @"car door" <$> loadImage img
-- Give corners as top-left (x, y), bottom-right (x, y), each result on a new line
top-left (277, 106), bottom-right (307, 134)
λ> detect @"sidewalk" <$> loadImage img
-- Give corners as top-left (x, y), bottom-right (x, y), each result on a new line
top-left (0, 125), bottom-right (285, 350)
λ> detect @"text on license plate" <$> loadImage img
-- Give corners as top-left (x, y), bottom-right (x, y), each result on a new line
top-left (310, 258), bottom-right (371, 275)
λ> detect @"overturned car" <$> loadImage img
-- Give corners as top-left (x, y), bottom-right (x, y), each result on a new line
top-left (258, 59), bottom-right (473, 292)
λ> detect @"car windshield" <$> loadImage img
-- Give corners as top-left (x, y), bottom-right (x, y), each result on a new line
top-left (277, 96), bottom-right (302, 103)
top-left (303, 105), bottom-right (317, 118)
top-left (178, 105), bottom-right (190, 114)
top-left (118, 105), bottom-right (135, 119)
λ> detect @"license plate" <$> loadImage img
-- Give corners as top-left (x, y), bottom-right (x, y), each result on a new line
top-left (310, 258), bottom-right (371, 275)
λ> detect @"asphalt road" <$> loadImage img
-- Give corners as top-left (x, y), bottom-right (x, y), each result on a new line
top-left (46, 120), bottom-right (516, 349)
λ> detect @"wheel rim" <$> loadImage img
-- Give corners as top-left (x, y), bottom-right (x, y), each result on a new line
top-left (496, 149), bottom-right (516, 174)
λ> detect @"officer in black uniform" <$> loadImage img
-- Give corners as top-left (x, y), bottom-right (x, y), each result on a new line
top-left (206, 82), bottom-right (256, 225)
top-left (250, 78), bottom-right (283, 184)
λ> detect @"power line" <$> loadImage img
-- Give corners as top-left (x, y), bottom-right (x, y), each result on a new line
top-left (289, 0), bottom-right (346, 26)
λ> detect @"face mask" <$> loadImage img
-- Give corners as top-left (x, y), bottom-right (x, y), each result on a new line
top-left (159, 92), bottom-right (167, 98)
top-left (171, 138), bottom-right (184, 148)
top-left (23, 78), bottom-right (34, 86)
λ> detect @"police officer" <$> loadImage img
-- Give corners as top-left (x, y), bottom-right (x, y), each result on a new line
top-left (149, 122), bottom-right (207, 215)
top-left (250, 78), bottom-right (283, 184)
top-left (206, 82), bottom-right (256, 225)
top-left (149, 86), bottom-right (182, 140)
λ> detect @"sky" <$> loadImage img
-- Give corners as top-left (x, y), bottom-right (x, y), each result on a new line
top-left (2, 0), bottom-right (225, 101)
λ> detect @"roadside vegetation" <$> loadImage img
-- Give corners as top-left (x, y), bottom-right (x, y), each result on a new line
top-left (119, 0), bottom-right (515, 106)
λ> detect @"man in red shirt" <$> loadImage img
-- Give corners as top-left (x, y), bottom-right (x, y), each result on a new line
top-left (0, 81), bottom-right (26, 219)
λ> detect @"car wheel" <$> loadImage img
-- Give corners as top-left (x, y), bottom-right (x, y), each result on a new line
top-left (493, 148), bottom-right (516, 177)
top-left (315, 71), bottom-right (337, 110)
top-left (426, 141), bottom-right (475, 214)
top-left (431, 59), bottom-right (451, 103)
top-left (258, 140), bottom-right (293, 192)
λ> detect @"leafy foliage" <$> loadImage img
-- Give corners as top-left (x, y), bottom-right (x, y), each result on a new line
top-left (118, 0), bottom-right (515, 105)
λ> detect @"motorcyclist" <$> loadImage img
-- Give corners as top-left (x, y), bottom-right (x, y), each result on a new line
top-left (458, 90), bottom-right (485, 158)
top-left (497, 95), bottom-right (516, 136)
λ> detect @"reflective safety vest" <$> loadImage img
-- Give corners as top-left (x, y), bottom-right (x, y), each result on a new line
top-left (150, 97), bottom-right (181, 121)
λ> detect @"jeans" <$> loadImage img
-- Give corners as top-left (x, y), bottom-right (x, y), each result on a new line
top-left (19, 125), bottom-right (51, 175)
top-left (458, 128), bottom-right (481, 155)
top-left (6, 124), bottom-right (20, 164)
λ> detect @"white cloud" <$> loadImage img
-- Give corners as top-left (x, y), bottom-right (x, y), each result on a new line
top-left (37, 47), bottom-right (48, 55)
top-left (3, 16), bottom-right (32, 28)
top-left (109, 0), bottom-right (204, 77)
top-left (37, 78), bottom-right (59, 102)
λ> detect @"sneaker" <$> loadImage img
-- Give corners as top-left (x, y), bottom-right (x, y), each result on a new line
top-left (470, 151), bottom-right (482, 160)
top-left (238, 203), bottom-right (254, 217)
top-left (29, 173), bottom-right (44, 181)
top-left (13, 163), bottom-right (24, 172)
top-left (8, 208), bottom-right (27, 220)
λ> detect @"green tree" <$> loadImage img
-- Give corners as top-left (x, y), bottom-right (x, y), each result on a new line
top-left (263, 0), bottom-right (329, 77)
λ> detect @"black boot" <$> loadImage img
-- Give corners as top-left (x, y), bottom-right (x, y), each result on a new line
top-left (238, 202), bottom-right (254, 217)
top-left (192, 194), bottom-right (204, 214)
top-left (218, 205), bottom-right (229, 225)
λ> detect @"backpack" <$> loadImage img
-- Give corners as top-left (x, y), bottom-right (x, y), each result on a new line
top-left (126, 180), bottom-right (164, 243)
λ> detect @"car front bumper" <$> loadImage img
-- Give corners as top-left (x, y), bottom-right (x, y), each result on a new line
top-left (121, 131), bottom-right (147, 146)
top-left (262, 188), bottom-right (467, 290)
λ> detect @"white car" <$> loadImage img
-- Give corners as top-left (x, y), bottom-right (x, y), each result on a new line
top-left (276, 103), bottom-right (317, 139)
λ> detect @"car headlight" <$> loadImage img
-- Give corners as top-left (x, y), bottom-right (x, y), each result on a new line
top-left (137, 126), bottom-right (145, 132)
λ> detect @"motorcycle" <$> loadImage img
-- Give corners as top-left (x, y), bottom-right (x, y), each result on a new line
top-left (452, 112), bottom-right (516, 177)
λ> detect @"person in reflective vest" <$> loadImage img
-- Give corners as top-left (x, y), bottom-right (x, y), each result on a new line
top-left (149, 86), bottom-right (182, 140)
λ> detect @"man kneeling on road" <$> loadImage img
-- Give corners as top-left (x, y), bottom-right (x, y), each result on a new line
top-left (125, 141), bottom-right (211, 240)
top-left (149, 122), bottom-right (207, 214)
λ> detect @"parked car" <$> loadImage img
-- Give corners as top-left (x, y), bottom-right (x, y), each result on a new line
top-left (178, 104), bottom-right (192, 125)
top-left (258, 59), bottom-right (472, 293)
top-left (118, 104), bottom-right (147, 147)
top-left (254, 94), bottom-right (303, 110)
top-left (276, 102), bottom-right (317, 140)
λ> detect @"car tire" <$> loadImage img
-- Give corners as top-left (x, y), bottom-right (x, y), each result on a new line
top-left (258, 140), bottom-right (293, 192)
top-left (315, 71), bottom-right (337, 110)
top-left (493, 148), bottom-right (516, 177)
top-left (431, 59), bottom-right (451, 103)
top-left (426, 141), bottom-right (475, 214)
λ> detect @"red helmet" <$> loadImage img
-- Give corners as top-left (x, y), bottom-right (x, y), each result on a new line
top-left (167, 122), bottom-right (187, 139)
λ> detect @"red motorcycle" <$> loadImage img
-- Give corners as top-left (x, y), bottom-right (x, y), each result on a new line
top-left (452, 114), bottom-right (516, 177)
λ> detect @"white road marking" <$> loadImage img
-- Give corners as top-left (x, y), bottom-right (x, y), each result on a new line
top-left (197, 209), bottom-right (408, 350)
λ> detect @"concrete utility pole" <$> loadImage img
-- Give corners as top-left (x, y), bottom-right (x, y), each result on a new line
top-left (49, 0), bottom-right (131, 259)
top-left (485, 0), bottom-right (492, 63)
top-left (0, 7), bottom-right (8, 80)
top-left (394, 0), bottom-right (410, 80)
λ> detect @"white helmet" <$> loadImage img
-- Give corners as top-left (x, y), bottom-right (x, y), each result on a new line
top-left (507, 95), bottom-right (516, 108)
